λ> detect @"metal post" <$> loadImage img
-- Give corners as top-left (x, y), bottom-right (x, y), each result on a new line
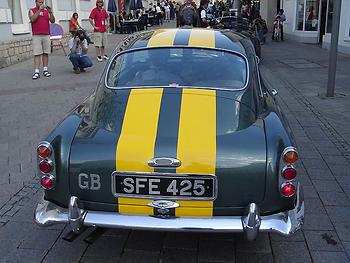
top-left (326, 0), bottom-right (342, 97)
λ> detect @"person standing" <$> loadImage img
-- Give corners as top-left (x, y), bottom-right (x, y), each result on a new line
top-left (68, 29), bottom-right (93, 74)
top-left (89, 0), bottom-right (109, 62)
top-left (252, 13), bottom-right (267, 44)
top-left (272, 9), bottom-right (286, 41)
top-left (198, 0), bottom-right (209, 28)
top-left (28, 0), bottom-right (55, 80)
top-left (156, 3), bottom-right (163, 25)
top-left (178, 0), bottom-right (198, 27)
top-left (69, 12), bottom-right (93, 44)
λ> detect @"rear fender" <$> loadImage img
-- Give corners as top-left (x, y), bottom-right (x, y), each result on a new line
top-left (261, 111), bottom-right (296, 214)
top-left (43, 114), bottom-right (83, 207)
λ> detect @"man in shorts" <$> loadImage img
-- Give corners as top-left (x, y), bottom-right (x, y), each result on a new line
top-left (29, 0), bottom-right (55, 80)
top-left (89, 0), bottom-right (109, 62)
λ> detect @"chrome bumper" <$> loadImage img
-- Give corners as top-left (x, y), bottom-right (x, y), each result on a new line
top-left (34, 185), bottom-right (304, 240)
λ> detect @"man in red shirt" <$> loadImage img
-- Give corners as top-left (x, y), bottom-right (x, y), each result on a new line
top-left (89, 0), bottom-right (109, 62)
top-left (28, 0), bottom-right (55, 80)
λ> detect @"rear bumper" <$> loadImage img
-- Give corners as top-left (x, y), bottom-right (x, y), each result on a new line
top-left (34, 184), bottom-right (304, 240)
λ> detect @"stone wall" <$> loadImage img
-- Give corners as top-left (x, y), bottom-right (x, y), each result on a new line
top-left (0, 34), bottom-right (70, 69)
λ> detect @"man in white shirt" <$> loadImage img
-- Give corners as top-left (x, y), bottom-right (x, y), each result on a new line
top-left (68, 29), bottom-right (93, 74)
top-left (156, 3), bottom-right (163, 25)
top-left (198, 0), bottom-right (209, 28)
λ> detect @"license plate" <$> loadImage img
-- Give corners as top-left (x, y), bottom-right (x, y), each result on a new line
top-left (112, 171), bottom-right (216, 200)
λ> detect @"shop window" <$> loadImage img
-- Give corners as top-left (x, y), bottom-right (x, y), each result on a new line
top-left (296, 0), bottom-right (304, 30)
top-left (296, 0), bottom-right (319, 31)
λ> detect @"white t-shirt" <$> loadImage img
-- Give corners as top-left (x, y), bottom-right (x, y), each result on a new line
top-left (200, 9), bottom-right (206, 19)
top-left (156, 6), bottom-right (161, 13)
top-left (69, 37), bottom-right (88, 55)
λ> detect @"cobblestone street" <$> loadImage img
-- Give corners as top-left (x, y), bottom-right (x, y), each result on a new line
top-left (1, 24), bottom-right (350, 262)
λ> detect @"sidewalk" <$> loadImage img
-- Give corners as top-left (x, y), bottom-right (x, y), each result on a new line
top-left (260, 37), bottom-right (350, 262)
top-left (0, 26), bottom-right (350, 262)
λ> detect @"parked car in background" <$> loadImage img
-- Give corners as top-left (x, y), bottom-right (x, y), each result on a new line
top-left (35, 28), bottom-right (304, 241)
top-left (211, 16), bottom-right (261, 58)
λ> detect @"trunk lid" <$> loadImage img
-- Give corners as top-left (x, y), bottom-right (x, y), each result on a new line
top-left (69, 88), bottom-right (267, 215)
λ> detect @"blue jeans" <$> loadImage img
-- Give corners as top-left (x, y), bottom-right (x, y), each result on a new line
top-left (68, 53), bottom-right (93, 70)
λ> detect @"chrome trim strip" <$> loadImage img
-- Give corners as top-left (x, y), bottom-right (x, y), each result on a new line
top-left (104, 45), bottom-right (250, 92)
top-left (34, 184), bottom-right (304, 237)
top-left (110, 171), bottom-right (217, 201)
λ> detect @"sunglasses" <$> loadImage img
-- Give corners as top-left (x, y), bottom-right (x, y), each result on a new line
top-left (97, 1), bottom-right (103, 3)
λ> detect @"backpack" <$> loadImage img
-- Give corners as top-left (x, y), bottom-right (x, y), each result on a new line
top-left (180, 4), bottom-right (196, 26)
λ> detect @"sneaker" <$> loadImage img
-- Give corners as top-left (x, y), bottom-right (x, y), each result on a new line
top-left (32, 72), bottom-right (40, 80)
top-left (73, 68), bottom-right (80, 74)
top-left (103, 54), bottom-right (109, 60)
top-left (80, 68), bottom-right (86, 72)
top-left (97, 56), bottom-right (103, 62)
top-left (43, 70), bottom-right (51, 77)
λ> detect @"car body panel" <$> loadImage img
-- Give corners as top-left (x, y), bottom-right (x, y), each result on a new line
top-left (68, 88), bottom-right (267, 217)
top-left (36, 28), bottom-right (303, 237)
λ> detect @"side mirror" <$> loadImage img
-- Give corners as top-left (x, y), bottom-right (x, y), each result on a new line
top-left (271, 89), bottom-right (278, 96)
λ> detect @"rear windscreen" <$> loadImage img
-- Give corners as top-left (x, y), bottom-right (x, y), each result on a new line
top-left (106, 47), bottom-right (247, 90)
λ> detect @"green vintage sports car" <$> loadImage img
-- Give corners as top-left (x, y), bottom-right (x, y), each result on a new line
top-left (35, 28), bottom-right (304, 240)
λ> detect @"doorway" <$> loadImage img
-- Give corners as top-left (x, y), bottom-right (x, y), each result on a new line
top-left (319, 0), bottom-right (327, 43)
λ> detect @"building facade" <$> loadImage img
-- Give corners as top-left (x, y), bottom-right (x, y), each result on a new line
top-left (0, 0), bottom-right (99, 42)
top-left (278, 0), bottom-right (350, 55)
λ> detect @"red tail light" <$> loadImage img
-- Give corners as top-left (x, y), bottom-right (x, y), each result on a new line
top-left (41, 175), bottom-right (55, 190)
top-left (39, 160), bottom-right (53, 174)
top-left (37, 144), bottom-right (51, 158)
top-left (281, 183), bottom-right (296, 197)
top-left (283, 149), bottom-right (298, 164)
top-left (282, 167), bottom-right (297, 180)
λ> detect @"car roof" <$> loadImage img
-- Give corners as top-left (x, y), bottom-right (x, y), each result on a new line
top-left (114, 28), bottom-right (249, 56)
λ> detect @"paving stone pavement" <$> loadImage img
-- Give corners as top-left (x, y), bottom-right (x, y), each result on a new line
top-left (1, 23), bottom-right (350, 262)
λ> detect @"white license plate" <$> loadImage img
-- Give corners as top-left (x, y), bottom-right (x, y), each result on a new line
top-left (112, 172), bottom-right (216, 200)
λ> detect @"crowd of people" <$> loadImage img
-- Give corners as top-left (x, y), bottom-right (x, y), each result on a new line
top-left (28, 0), bottom-right (286, 79)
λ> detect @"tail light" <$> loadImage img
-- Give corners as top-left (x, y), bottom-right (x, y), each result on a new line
top-left (41, 175), bottom-right (55, 190)
top-left (279, 147), bottom-right (298, 197)
top-left (282, 167), bottom-right (296, 180)
top-left (39, 160), bottom-right (53, 174)
top-left (37, 141), bottom-right (55, 190)
top-left (283, 148), bottom-right (298, 164)
top-left (37, 143), bottom-right (52, 158)
top-left (280, 183), bottom-right (296, 197)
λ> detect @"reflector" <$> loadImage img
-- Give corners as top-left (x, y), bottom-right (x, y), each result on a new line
top-left (39, 160), bottom-right (52, 174)
top-left (282, 167), bottom-right (297, 180)
top-left (281, 183), bottom-right (296, 197)
top-left (41, 176), bottom-right (54, 190)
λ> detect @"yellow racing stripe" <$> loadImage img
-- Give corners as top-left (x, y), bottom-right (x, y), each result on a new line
top-left (147, 29), bottom-right (178, 47)
top-left (176, 88), bottom-right (216, 217)
top-left (116, 88), bottom-right (163, 215)
top-left (188, 29), bottom-right (215, 48)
